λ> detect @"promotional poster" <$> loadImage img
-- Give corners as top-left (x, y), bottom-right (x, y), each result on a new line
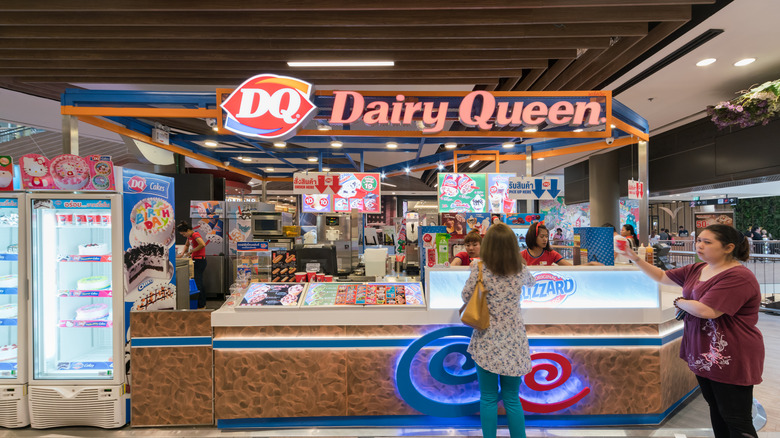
top-left (122, 168), bottom-right (177, 312)
top-left (189, 201), bottom-right (225, 256)
top-left (0, 156), bottom-right (13, 192)
top-left (438, 173), bottom-right (487, 213)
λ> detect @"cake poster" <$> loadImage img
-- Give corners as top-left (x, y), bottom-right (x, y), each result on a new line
top-left (121, 168), bottom-right (177, 319)
top-left (20, 154), bottom-right (53, 190)
top-left (226, 201), bottom-right (258, 255)
top-left (190, 201), bottom-right (225, 256)
top-left (437, 173), bottom-right (487, 213)
top-left (0, 156), bottom-right (12, 192)
top-left (85, 155), bottom-right (116, 191)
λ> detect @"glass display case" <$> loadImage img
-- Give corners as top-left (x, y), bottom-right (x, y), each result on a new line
top-left (0, 196), bottom-right (23, 380)
top-left (28, 195), bottom-right (123, 383)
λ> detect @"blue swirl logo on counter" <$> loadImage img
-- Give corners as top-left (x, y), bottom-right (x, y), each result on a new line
top-left (522, 272), bottom-right (576, 305)
top-left (396, 327), bottom-right (591, 416)
top-left (395, 326), bottom-right (479, 417)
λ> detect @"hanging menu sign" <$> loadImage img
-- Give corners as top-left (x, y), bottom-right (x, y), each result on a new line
top-left (295, 172), bottom-right (381, 213)
top-left (437, 173), bottom-right (487, 213)
top-left (486, 173), bottom-right (517, 214)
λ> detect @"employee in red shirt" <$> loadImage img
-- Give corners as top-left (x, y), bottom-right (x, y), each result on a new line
top-left (177, 221), bottom-right (208, 309)
top-left (521, 221), bottom-right (571, 266)
top-left (451, 229), bottom-right (482, 266)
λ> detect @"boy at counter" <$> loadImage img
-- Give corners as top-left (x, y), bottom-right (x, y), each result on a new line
top-left (451, 229), bottom-right (482, 266)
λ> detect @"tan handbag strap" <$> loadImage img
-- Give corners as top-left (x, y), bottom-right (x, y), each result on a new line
top-left (476, 261), bottom-right (486, 295)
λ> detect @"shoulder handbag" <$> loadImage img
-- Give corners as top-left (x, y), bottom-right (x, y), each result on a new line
top-left (460, 261), bottom-right (490, 330)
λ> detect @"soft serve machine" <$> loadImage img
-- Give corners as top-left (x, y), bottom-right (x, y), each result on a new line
top-left (316, 212), bottom-right (359, 275)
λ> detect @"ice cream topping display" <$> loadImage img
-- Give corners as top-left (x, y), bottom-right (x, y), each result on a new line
top-left (78, 243), bottom-right (108, 256)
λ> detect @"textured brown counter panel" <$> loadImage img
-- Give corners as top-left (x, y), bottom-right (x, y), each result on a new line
top-left (215, 349), bottom-right (347, 420)
top-left (131, 310), bottom-right (212, 338)
top-left (131, 346), bottom-right (213, 426)
top-left (661, 339), bottom-right (698, 409)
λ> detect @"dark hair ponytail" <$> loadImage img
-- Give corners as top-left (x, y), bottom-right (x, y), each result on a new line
top-left (704, 224), bottom-right (750, 262)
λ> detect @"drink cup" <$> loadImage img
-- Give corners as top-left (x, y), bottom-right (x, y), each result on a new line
top-left (75, 214), bottom-right (87, 226)
top-left (101, 214), bottom-right (111, 226)
top-left (56, 213), bottom-right (73, 227)
top-left (295, 272), bottom-right (307, 282)
top-left (324, 275), bottom-right (333, 282)
top-left (316, 273), bottom-right (325, 282)
top-left (307, 271), bottom-right (317, 282)
top-left (86, 214), bottom-right (98, 226)
top-left (503, 197), bottom-right (515, 213)
top-left (614, 237), bottom-right (628, 252)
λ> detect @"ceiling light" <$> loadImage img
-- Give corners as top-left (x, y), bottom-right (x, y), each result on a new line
top-left (322, 167), bottom-right (330, 172)
top-left (287, 61), bottom-right (394, 67)
top-left (523, 127), bottom-right (538, 133)
top-left (386, 141), bottom-right (398, 149)
top-left (212, 126), bottom-right (219, 132)
top-left (468, 160), bottom-right (480, 168)
top-left (437, 162), bottom-right (444, 170)
top-left (266, 167), bottom-right (274, 172)
top-left (537, 157), bottom-right (545, 161)
top-left (734, 58), bottom-right (756, 66)
top-left (610, 124), bottom-right (616, 129)
top-left (696, 58), bottom-right (716, 67)
top-left (573, 129), bottom-right (584, 132)
top-left (204, 140), bottom-right (218, 147)
top-left (405, 167), bottom-right (411, 174)
top-left (434, 184), bottom-right (438, 188)
top-left (381, 182), bottom-right (397, 187)
top-left (392, 192), bottom-right (396, 195)
top-left (307, 156), bottom-right (318, 162)
top-left (330, 140), bottom-right (343, 148)
top-left (380, 172), bottom-right (386, 179)
top-left (444, 142), bottom-right (457, 149)
top-left (416, 121), bottom-right (426, 130)
top-left (317, 124), bottom-right (332, 131)
top-left (273, 141), bottom-right (286, 148)
top-left (502, 142), bottom-right (515, 148)
top-left (242, 157), bottom-right (252, 162)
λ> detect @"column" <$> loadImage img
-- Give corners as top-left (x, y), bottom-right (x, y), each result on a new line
top-left (589, 150), bottom-right (620, 230)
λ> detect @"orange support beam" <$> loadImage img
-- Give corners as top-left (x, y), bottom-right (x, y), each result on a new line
top-left (76, 115), bottom-right (265, 181)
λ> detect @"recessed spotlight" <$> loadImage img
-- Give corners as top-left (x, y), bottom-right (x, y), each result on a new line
top-left (537, 157), bottom-right (545, 161)
top-left (330, 140), bottom-right (343, 148)
top-left (573, 129), bottom-right (584, 132)
top-left (386, 141), bottom-right (398, 149)
top-left (317, 124), bottom-right (332, 131)
top-left (307, 157), bottom-right (318, 162)
top-left (204, 140), bottom-right (218, 147)
top-left (266, 167), bottom-right (274, 172)
top-left (468, 160), bottom-right (480, 168)
top-left (392, 192), bottom-right (396, 195)
top-left (437, 162), bottom-right (444, 170)
top-left (212, 126), bottom-right (219, 132)
top-left (273, 141), bottom-right (286, 148)
top-left (696, 58), bottom-right (716, 67)
top-left (322, 167), bottom-right (330, 172)
top-left (444, 142), bottom-right (457, 149)
top-left (242, 157), bottom-right (252, 162)
top-left (734, 58), bottom-right (756, 66)
top-left (434, 184), bottom-right (438, 188)
top-left (380, 172), bottom-right (386, 179)
top-left (405, 167), bottom-right (411, 174)
top-left (523, 127), bottom-right (538, 133)
top-left (502, 142), bottom-right (515, 148)
top-left (610, 124), bottom-right (616, 129)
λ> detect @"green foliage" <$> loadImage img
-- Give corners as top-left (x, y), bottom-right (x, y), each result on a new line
top-left (734, 197), bottom-right (780, 237)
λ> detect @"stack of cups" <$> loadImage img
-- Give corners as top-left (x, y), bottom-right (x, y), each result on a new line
top-left (306, 270), bottom-right (317, 282)
top-left (294, 272), bottom-right (307, 282)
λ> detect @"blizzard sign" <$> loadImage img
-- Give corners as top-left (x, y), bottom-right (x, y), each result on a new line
top-left (330, 90), bottom-right (608, 134)
top-left (522, 272), bottom-right (576, 305)
top-left (221, 74), bottom-right (317, 140)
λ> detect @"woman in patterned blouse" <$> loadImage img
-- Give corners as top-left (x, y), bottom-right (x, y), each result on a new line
top-left (461, 223), bottom-right (535, 438)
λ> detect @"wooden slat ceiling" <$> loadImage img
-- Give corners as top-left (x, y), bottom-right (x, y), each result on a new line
top-left (0, 0), bottom-right (712, 99)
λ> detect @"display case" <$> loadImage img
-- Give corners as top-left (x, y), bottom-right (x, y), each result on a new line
top-left (0, 195), bottom-right (23, 383)
top-left (28, 194), bottom-right (124, 384)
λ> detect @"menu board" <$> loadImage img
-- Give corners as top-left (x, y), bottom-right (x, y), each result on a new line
top-left (487, 173), bottom-right (517, 214)
top-left (237, 283), bottom-right (305, 308)
top-left (271, 250), bottom-right (297, 283)
top-left (333, 173), bottom-right (381, 213)
top-left (694, 212), bottom-right (734, 236)
top-left (438, 173), bottom-right (487, 213)
top-left (302, 194), bottom-right (332, 213)
top-left (302, 282), bottom-right (425, 307)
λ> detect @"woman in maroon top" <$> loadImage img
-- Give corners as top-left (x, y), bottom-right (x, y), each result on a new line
top-left (619, 224), bottom-right (763, 438)
top-left (177, 221), bottom-right (208, 309)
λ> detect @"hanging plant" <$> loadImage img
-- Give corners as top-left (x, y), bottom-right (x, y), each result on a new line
top-left (706, 79), bottom-right (780, 129)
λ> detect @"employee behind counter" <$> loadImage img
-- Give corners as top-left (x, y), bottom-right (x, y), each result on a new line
top-left (522, 221), bottom-right (603, 266)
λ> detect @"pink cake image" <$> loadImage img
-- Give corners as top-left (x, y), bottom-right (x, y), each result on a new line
top-left (0, 344), bottom-right (17, 362)
top-left (75, 303), bottom-right (109, 320)
top-left (49, 154), bottom-right (90, 190)
top-left (129, 197), bottom-right (175, 248)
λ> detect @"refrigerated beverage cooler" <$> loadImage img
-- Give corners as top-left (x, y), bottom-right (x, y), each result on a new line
top-left (0, 194), bottom-right (29, 428)
top-left (27, 193), bottom-right (125, 429)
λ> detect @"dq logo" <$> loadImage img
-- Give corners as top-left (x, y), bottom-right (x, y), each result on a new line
top-left (126, 176), bottom-right (146, 192)
top-left (522, 272), bottom-right (576, 305)
top-left (221, 74), bottom-right (317, 140)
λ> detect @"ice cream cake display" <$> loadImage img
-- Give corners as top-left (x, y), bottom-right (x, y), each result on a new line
top-left (123, 243), bottom-right (170, 290)
top-left (0, 303), bottom-right (17, 319)
top-left (78, 243), bottom-right (108, 255)
top-left (77, 275), bottom-right (111, 291)
top-left (74, 303), bottom-right (109, 320)
top-left (0, 344), bottom-right (17, 362)
top-left (0, 275), bottom-right (16, 288)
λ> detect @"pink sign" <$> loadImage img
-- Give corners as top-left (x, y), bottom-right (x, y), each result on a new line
top-left (85, 155), bottom-right (116, 190)
top-left (20, 154), bottom-right (54, 189)
top-left (0, 156), bottom-right (12, 191)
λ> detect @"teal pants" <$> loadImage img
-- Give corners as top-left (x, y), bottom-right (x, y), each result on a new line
top-left (476, 365), bottom-right (527, 438)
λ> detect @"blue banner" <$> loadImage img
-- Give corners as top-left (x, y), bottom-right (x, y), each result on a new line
top-left (236, 241), bottom-right (269, 251)
top-left (0, 198), bottom-right (18, 208)
top-left (51, 199), bottom-right (111, 210)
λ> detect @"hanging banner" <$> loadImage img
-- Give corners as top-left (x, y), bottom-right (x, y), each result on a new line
top-left (486, 173), bottom-right (517, 214)
top-left (628, 179), bottom-right (644, 200)
top-left (438, 173), bottom-right (487, 213)
top-left (507, 177), bottom-right (562, 200)
top-left (19, 153), bottom-right (116, 191)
